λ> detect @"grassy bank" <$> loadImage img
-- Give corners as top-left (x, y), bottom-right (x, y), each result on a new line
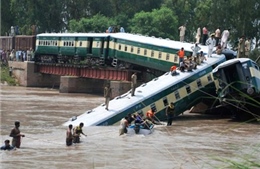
top-left (0, 65), bottom-right (18, 86)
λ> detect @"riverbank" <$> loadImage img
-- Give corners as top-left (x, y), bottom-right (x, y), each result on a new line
top-left (0, 65), bottom-right (18, 86)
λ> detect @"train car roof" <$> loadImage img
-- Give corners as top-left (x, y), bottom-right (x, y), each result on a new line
top-left (110, 33), bottom-right (209, 52)
top-left (212, 58), bottom-right (251, 73)
top-left (37, 33), bottom-right (112, 37)
top-left (64, 53), bottom-right (226, 127)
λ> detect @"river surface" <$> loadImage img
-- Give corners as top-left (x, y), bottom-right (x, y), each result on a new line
top-left (0, 85), bottom-right (259, 169)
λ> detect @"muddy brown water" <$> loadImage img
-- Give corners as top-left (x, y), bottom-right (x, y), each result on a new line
top-left (0, 85), bottom-right (259, 169)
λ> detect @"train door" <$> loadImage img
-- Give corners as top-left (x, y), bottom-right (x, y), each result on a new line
top-left (87, 37), bottom-right (93, 55)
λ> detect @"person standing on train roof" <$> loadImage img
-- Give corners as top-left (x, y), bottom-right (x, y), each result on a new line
top-left (177, 47), bottom-right (185, 66)
top-left (220, 28), bottom-right (231, 49)
top-left (215, 27), bottom-right (221, 47)
top-left (195, 27), bottom-right (201, 44)
top-left (120, 27), bottom-right (125, 33)
top-left (178, 24), bottom-right (186, 42)
top-left (9, 121), bottom-right (25, 148)
top-left (131, 72), bottom-right (137, 96)
top-left (206, 33), bottom-right (216, 57)
top-left (245, 37), bottom-right (251, 58)
top-left (237, 35), bottom-right (246, 58)
top-left (191, 43), bottom-right (201, 57)
top-left (104, 83), bottom-right (112, 110)
top-left (202, 26), bottom-right (208, 45)
top-left (166, 102), bottom-right (175, 126)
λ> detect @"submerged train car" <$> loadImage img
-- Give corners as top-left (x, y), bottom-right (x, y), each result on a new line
top-left (64, 53), bottom-right (226, 127)
top-left (212, 58), bottom-right (260, 120)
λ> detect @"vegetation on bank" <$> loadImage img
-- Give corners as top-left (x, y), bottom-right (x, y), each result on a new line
top-left (0, 65), bottom-right (17, 86)
top-left (2, 0), bottom-right (259, 48)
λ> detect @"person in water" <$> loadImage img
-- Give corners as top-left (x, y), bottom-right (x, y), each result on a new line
top-left (9, 121), bottom-right (25, 148)
top-left (119, 116), bottom-right (129, 136)
top-left (1, 140), bottom-right (14, 150)
top-left (66, 124), bottom-right (73, 146)
top-left (166, 102), bottom-right (175, 126)
top-left (73, 122), bottom-right (87, 143)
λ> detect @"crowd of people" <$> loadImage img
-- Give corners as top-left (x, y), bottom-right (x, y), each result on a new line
top-left (118, 102), bottom-right (176, 136)
top-left (0, 48), bottom-right (34, 66)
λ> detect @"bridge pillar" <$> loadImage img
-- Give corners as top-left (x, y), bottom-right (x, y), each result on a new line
top-left (8, 61), bottom-right (60, 87)
top-left (59, 76), bottom-right (104, 94)
top-left (110, 81), bottom-right (131, 98)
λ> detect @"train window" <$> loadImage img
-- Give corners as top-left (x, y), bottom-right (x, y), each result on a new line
top-left (137, 48), bottom-right (140, 54)
top-left (80, 42), bottom-right (82, 46)
top-left (118, 44), bottom-right (121, 50)
top-left (174, 55), bottom-right (178, 62)
top-left (48, 41), bottom-right (50, 46)
top-left (166, 53), bottom-right (170, 60)
top-left (137, 110), bottom-right (144, 116)
top-left (174, 90), bottom-right (180, 100)
top-left (55, 41), bottom-right (57, 46)
top-left (186, 85), bottom-right (191, 94)
top-left (197, 79), bottom-right (202, 88)
top-left (96, 41), bottom-right (100, 47)
top-left (158, 52), bottom-right (162, 59)
top-left (207, 75), bottom-right (212, 82)
top-left (144, 49), bottom-right (147, 55)
top-left (151, 51), bottom-right (154, 57)
top-left (131, 46), bottom-right (134, 52)
top-left (150, 103), bottom-right (157, 112)
top-left (125, 45), bottom-right (127, 51)
top-left (162, 97), bottom-right (168, 107)
top-left (72, 42), bottom-right (74, 46)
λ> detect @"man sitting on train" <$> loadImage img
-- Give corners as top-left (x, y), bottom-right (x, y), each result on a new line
top-left (170, 65), bottom-right (178, 76)
top-left (179, 61), bottom-right (186, 72)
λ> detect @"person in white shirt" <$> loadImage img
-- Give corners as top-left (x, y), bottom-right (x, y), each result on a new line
top-left (221, 29), bottom-right (230, 49)
top-left (178, 24), bottom-right (186, 42)
top-left (215, 27), bottom-right (221, 46)
top-left (206, 34), bottom-right (216, 57)
top-left (191, 43), bottom-right (201, 57)
top-left (195, 27), bottom-right (201, 44)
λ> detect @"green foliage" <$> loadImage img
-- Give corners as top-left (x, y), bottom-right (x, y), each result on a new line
top-left (69, 13), bottom-right (110, 33)
top-left (0, 66), bottom-right (17, 86)
top-left (1, 0), bottom-right (259, 48)
top-left (129, 7), bottom-right (178, 39)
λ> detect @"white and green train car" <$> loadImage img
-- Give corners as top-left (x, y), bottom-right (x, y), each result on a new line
top-left (109, 33), bottom-right (209, 72)
top-left (35, 33), bottom-right (112, 64)
top-left (212, 58), bottom-right (260, 120)
top-left (36, 33), bottom-right (60, 62)
top-left (64, 53), bottom-right (226, 126)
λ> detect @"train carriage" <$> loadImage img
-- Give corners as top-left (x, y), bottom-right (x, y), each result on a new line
top-left (35, 34), bottom-right (59, 62)
top-left (15, 35), bottom-right (36, 51)
top-left (212, 58), bottom-right (260, 120)
top-left (0, 36), bottom-right (15, 51)
top-left (109, 33), bottom-right (209, 72)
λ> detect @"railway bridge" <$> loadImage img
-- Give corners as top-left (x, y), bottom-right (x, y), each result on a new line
top-left (8, 61), bottom-right (162, 97)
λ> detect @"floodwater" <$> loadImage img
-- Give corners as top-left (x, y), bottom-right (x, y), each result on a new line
top-left (0, 85), bottom-right (259, 169)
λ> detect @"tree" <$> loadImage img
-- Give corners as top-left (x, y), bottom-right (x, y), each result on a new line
top-left (129, 7), bottom-right (178, 40)
top-left (1, 0), bottom-right (15, 35)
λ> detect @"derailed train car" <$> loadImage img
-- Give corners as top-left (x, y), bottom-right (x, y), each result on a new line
top-left (34, 33), bottom-right (209, 72)
top-left (212, 58), bottom-right (260, 120)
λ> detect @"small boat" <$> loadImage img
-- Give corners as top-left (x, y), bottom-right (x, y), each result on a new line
top-left (126, 123), bottom-right (154, 135)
